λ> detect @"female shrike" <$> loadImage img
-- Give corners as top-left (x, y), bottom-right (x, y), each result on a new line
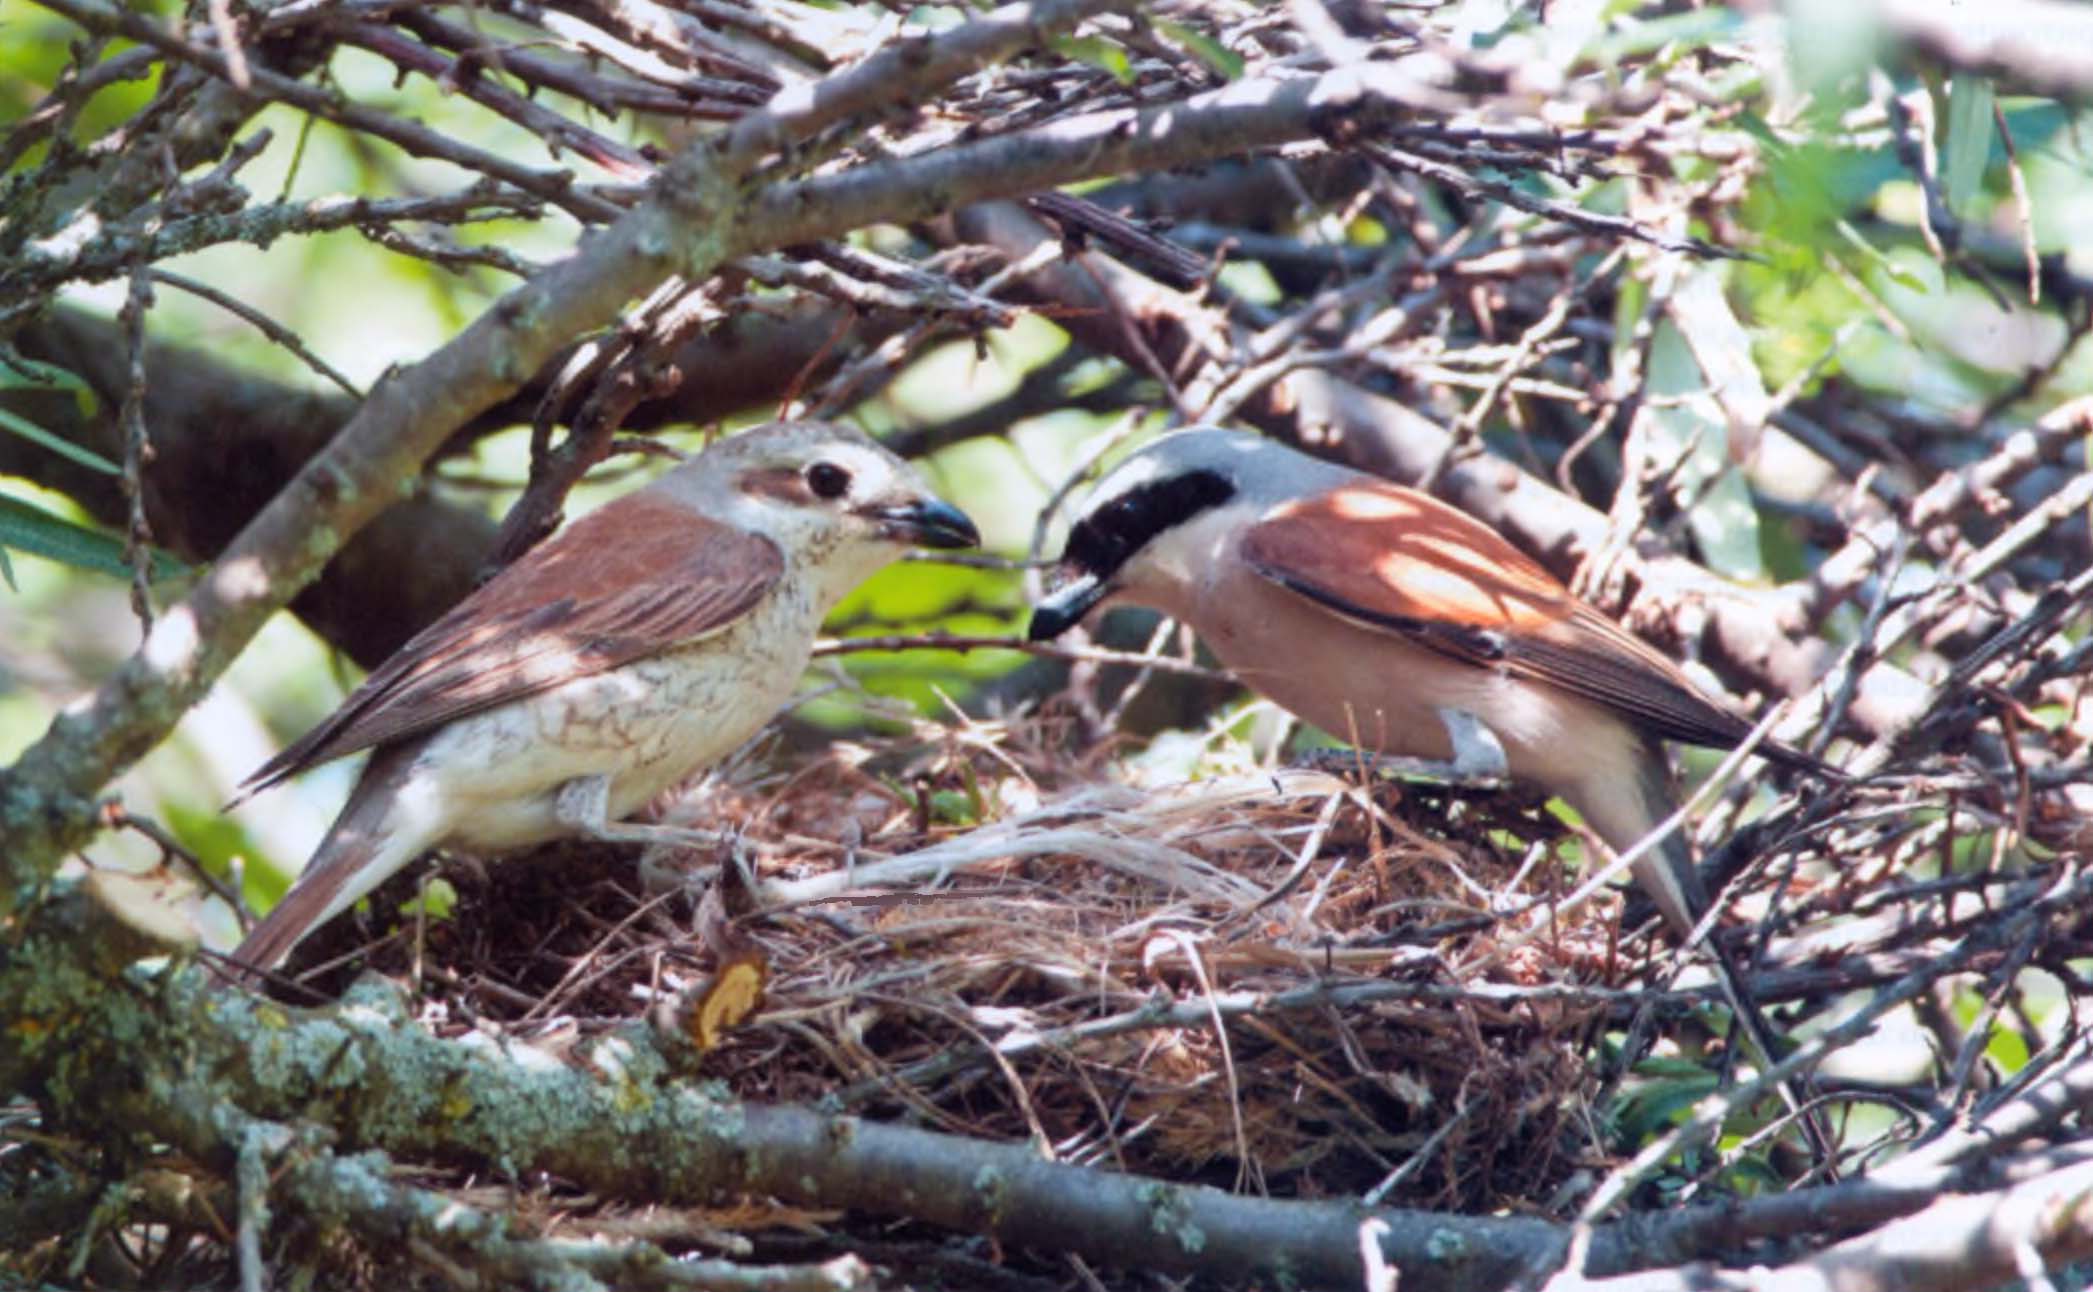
top-left (229, 421), bottom-right (978, 977)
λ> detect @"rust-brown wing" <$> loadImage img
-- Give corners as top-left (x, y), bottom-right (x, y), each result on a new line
top-left (1238, 482), bottom-right (1831, 773)
top-left (236, 495), bottom-right (785, 797)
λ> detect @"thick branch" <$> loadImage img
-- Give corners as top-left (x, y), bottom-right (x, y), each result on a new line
top-left (1876, 0), bottom-right (2093, 101)
top-left (0, 177), bottom-right (545, 302)
top-left (712, 0), bottom-right (1132, 172)
top-left (741, 65), bottom-right (1442, 250)
top-left (19, 937), bottom-right (2093, 1290)
top-left (26, 0), bottom-right (618, 222)
top-left (0, 954), bottom-right (1747, 1290)
top-left (1568, 1158), bottom-right (2093, 1292)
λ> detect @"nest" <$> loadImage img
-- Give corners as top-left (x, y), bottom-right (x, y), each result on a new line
top-left (271, 709), bottom-right (1681, 1215)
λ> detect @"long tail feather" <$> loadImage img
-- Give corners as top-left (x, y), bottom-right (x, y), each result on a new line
top-left (226, 845), bottom-right (375, 981)
top-left (220, 745), bottom-right (431, 985)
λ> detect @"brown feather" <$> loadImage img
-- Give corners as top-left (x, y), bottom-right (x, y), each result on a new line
top-left (1239, 483), bottom-right (1836, 777)
top-left (224, 745), bottom-right (425, 980)
top-left (235, 496), bottom-right (784, 800)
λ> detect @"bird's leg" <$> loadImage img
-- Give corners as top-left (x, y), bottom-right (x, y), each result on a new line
top-left (553, 775), bottom-right (729, 850)
top-left (637, 823), bottom-right (765, 902)
top-left (1294, 708), bottom-right (1509, 787)
top-left (1436, 708), bottom-right (1510, 780)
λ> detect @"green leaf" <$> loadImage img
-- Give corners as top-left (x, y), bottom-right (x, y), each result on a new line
top-left (0, 352), bottom-right (99, 418)
top-left (928, 788), bottom-right (976, 826)
top-left (1941, 73), bottom-right (1995, 219)
top-left (1587, 5), bottom-right (1739, 63)
top-left (399, 876), bottom-right (458, 922)
top-left (0, 404), bottom-right (121, 475)
top-left (1721, 1152), bottom-right (1786, 1193)
top-left (0, 492), bottom-right (187, 583)
top-left (1051, 33), bottom-right (1134, 85)
top-left (1834, 221), bottom-right (1928, 292)
top-left (162, 800), bottom-right (270, 900)
top-left (1612, 1064), bottom-right (1718, 1146)
top-left (1155, 19), bottom-right (1242, 80)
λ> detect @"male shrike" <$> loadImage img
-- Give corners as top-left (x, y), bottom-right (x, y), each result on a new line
top-left (228, 420), bottom-right (979, 976)
top-left (1030, 428), bottom-right (1839, 1124)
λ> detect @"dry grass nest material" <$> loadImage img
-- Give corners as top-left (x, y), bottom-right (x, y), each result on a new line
top-left (273, 711), bottom-right (1728, 1213)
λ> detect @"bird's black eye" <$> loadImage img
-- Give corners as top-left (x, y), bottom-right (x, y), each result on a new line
top-left (805, 461), bottom-right (852, 500)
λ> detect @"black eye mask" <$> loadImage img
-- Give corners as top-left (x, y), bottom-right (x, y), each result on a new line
top-left (1061, 468), bottom-right (1236, 582)
top-left (1029, 467), bottom-right (1235, 642)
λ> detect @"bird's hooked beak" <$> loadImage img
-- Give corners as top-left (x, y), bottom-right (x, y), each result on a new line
top-left (865, 494), bottom-right (981, 550)
top-left (1028, 567), bottom-right (1110, 641)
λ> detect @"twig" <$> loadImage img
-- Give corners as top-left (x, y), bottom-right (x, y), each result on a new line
top-left (0, 185), bottom-right (545, 298)
top-left (30, 0), bottom-right (620, 223)
top-left (815, 632), bottom-right (1225, 681)
top-left (1572, 862), bottom-right (2093, 1233)
top-left (118, 262), bottom-right (157, 629)
top-left (1362, 143), bottom-right (1735, 260)
top-left (150, 270), bottom-right (364, 399)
